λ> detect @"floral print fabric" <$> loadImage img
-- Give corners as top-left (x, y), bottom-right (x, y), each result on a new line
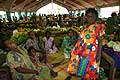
top-left (7, 47), bottom-right (37, 80)
top-left (67, 23), bottom-right (105, 79)
top-left (7, 47), bottom-right (51, 80)
top-left (62, 36), bottom-right (75, 58)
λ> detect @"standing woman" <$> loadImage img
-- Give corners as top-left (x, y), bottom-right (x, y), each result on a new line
top-left (67, 8), bottom-right (105, 79)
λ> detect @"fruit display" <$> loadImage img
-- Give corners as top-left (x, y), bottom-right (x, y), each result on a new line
top-left (11, 31), bottom-right (28, 45)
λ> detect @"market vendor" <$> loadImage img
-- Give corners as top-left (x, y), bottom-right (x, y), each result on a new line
top-left (67, 8), bottom-right (105, 79)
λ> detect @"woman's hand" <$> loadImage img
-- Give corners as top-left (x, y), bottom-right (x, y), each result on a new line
top-left (34, 70), bottom-right (39, 75)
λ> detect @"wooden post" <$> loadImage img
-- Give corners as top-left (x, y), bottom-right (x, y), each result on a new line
top-left (18, 10), bottom-right (22, 20)
top-left (6, 10), bottom-right (11, 22)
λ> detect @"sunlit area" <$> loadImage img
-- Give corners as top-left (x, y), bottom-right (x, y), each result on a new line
top-left (0, 6), bottom-right (119, 19)
top-left (36, 3), bottom-right (69, 15)
top-left (0, 11), bottom-right (6, 19)
top-left (100, 6), bottom-right (119, 18)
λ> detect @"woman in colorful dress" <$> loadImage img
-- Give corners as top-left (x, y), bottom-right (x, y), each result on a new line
top-left (61, 29), bottom-right (76, 58)
top-left (67, 8), bottom-right (105, 79)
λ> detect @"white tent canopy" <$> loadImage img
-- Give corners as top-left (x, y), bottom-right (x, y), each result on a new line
top-left (100, 6), bottom-right (119, 18)
top-left (36, 3), bottom-right (69, 15)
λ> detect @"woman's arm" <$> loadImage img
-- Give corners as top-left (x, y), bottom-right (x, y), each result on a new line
top-left (96, 23), bottom-right (106, 62)
top-left (15, 66), bottom-right (39, 75)
top-left (51, 40), bottom-right (55, 49)
top-left (96, 36), bottom-right (102, 62)
top-left (26, 39), bottom-right (32, 49)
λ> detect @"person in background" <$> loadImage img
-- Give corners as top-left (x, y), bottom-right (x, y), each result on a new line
top-left (43, 31), bottom-right (58, 54)
top-left (0, 39), bottom-right (7, 65)
top-left (28, 47), bottom-right (52, 80)
top-left (2, 18), bottom-right (7, 27)
top-left (115, 12), bottom-right (120, 38)
top-left (28, 47), bottom-right (57, 80)
top-left (0, 19), bottom-right (3, 29)
top-left (19, 16), bottom-right (23, 21)
top-left (73, 30), bottom-right (78, 44)
top-left (78, 13), bottom-right (85, 27)
top-left (5, 40), bottom-right (39, 80)
top-left (117, 13), bottom-right (120, 24)
top-left (67, 8), bottom-right (105, 79)
top-left (107, 12), bottom-right (117, 25)
top-left (26, 31), bottom-right (44, 51)
top-left (58, 14), bottom-right (62, 27)
top-left (12, 26), bottom-right (24, 37)
top-left (61, 29), bottom-right (76, 58)
top-left (106, 12), bottom-right (117, 34)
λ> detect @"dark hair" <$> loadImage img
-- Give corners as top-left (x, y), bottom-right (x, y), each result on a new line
top-left (28, 31), bottom-right (37, 39)
top-left (28, 46), bottom-right (39, 55)
top-left (28, 46), bottom-right (47, 63)
top-left (85, 8), bottom-right (98, 18)
top-left (28, 47), bottom-right (34, 55)
top-left (81, 13), bottom-right (84, 17)
top-left (28, 31), bottom-right (34, 36)
top-left (67, 29), bottom-right (74, 34)
top-left (118, 13), bottom-right (120, 16)
top-left (45, 31), bottom-right (51, 36)
top-left (111, 12), bottom-right (117, 17)
top-left (0, 39), bottom-right (6, 50)
top-left (28, 46), bottom-right (34, 53)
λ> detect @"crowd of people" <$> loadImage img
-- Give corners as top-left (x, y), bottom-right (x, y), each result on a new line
top-left (0, 8), bottom-right (120, 80)
top-left (0, 23), bottom-right (79, 80)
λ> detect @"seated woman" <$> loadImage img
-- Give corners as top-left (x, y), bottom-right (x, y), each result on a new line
top-left (61, 29), bottom-right (76, 58)
top-left (43, 31), bottom-right (58, 54)
top-left (67, 8), bottom-right (105, 79)
top-left (26, 31), bottom-right (44, 51)
top-left (28, 47), bottom-right (57, 78)
top-left (28, 46), bottom-right (52, 79)
top-left (5, 40), bottom-right (39, 80)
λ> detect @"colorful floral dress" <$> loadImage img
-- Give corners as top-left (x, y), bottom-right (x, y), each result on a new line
top-left (7, 47), bottom-right (51, 80)
top-left (61, 36), bottom-right (75, 58)
top-left (67, 23), bottom-right (105, 79)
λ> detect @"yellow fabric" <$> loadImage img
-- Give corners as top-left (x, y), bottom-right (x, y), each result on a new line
top-left (48, 50), bottom-right (65, 64)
